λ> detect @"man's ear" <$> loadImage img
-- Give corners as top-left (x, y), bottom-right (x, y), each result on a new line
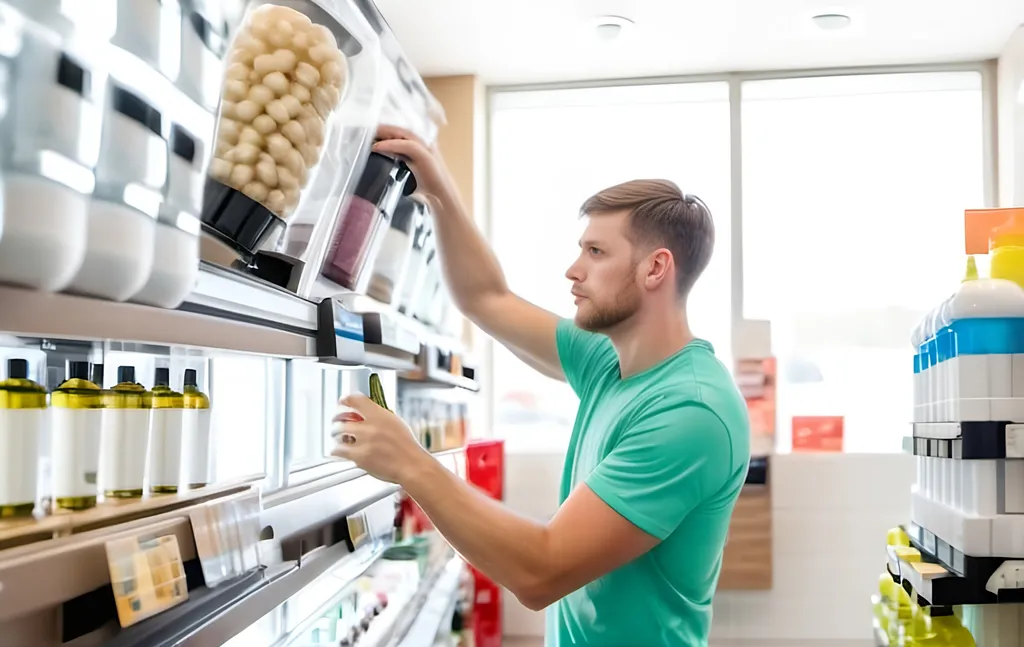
top-left (644, 248), bottom-right (673, 290)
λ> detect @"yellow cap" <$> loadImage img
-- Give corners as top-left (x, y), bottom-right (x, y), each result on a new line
top-left (887, 527), bottom-right (910, 547)
top-left (963, 255), bottom-right (978, 282)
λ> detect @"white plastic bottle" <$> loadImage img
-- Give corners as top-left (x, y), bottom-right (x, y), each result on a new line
top-left (50, 361), bottom-right (103, 510)
top-left (99, 366), bottom-right (150, 499)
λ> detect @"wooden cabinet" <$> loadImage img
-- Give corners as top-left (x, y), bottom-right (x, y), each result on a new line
top-left (718, 485), bottom-right (773, 590)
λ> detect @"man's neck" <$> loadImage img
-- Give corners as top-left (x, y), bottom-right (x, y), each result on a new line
top-left (607, 309), bottom-right (694, 379)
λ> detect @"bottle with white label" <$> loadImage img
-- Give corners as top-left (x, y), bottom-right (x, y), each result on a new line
top-left (50, 361), bottom-right (103, 510)
top-left (148, 367), bottom-right (184, 494)
top-left (99, 366), bottom-right (149, 499)
top-left (181, 369), bottom-right (211, 489)
top-left (0, 359), bottom-right (45, 518)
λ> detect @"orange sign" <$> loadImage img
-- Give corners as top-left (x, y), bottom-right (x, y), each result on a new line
top-left (735, 357), bottom-right (776, 440)
top-left (792, 416), bottom-right (844, 452)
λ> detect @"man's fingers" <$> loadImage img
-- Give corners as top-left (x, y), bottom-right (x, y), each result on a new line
top-left (375, 124), bottom-right (422, 144)
top-left (372, 137), bottom-right (427, 162)
top-left (332, 410), bottom-right (364, 424)
top-left (339, 393), bottom-right (380, 416)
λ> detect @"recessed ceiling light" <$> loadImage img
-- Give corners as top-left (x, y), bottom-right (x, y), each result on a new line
top-left (812, 13), bottom-right (852, 30)
top-left (592, 15), bottom-right (634, 42)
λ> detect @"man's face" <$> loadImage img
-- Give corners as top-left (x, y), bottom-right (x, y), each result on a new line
top-left (565, 211), bottom-right (643, 332)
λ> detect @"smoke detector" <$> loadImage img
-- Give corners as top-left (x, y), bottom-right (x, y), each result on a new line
top-left (811, 12), bottom-right (852, 30)
top-left (592, 15), bottom-right (634, 42)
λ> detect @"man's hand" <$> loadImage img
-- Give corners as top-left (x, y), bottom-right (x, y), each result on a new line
top-left (373, 125), bottom-right (461, 212)
top-left (330, 393), bottom-right (431, 484)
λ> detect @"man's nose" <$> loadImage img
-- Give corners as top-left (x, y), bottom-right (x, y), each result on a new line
top-left (565, 261), bottom-right (583, 282)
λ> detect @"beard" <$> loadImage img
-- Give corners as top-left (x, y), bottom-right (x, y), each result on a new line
top-left (574, 273), bottom-right (642, 333)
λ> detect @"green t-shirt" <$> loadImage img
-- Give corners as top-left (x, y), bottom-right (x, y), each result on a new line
top-left (547, 320), bottom-right (751, 647)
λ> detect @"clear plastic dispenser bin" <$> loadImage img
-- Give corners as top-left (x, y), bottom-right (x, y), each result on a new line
top-left (199, 0), bottom-right (385, 295)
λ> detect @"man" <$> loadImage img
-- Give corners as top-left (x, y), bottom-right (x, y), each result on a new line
top-left (333, 125), bottom-right (751, 647)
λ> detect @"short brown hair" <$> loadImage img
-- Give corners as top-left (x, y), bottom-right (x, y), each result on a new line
top-left (580, 179), bottom-right (714, 296)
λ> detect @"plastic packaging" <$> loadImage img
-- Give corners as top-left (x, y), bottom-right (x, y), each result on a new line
top-left (0, 29), bottom-right (103, 291)
top-left (398, 215), bottom-right (434, 314)
top-left (68, 83), bottom-right (166, 301)
top-left (148, 367), bottom-right (184, 494)
top-left (177, 0), bottom-right (229, 109)
top-left (99, 366), bottom-right (150, 499)
top-left (50, 361), bottom-right (103, 511)
top-left (202, 0), bottom-right (384, 272)
top-left (322, 152), bottom-right (414, 291)
top-left (132, 123), bottom-right (203, 309)
top-left (367, 196), bottom-right (419, 304)
top-left (181, 368), bottom-right (211, 488)
top-left (0, 359), bottom-right (45, 518)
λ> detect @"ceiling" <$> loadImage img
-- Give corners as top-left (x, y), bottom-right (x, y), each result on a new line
top-left (375, 0), bottom-right (1024, 85)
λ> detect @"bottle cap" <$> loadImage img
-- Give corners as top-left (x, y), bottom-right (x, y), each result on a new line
top-left (67, 360), bottom-right (90, 380)
top-left (183, 368), bottom-right (198, 387)
top-left (154, 367), bottom-right (170, 387)
top-left (963, 255), bottom-right (979, 282)
top-left (7, 358), bottom-right (28, 380)
top-left (91, 364), bottom-right (104, 386)
top-left (117, 366), bottom-right (136, 384)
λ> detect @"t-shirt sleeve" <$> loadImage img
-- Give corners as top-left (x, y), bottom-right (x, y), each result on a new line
top-left (555, 318), bottom-right (617, 396)
top-left (585, 404), bottom-right (734, 541)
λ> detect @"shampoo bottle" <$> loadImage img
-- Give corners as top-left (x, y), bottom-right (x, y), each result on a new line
top-left (0, 359), bottom-right (45, 518)
top-left (50, 361), bottom-right (103, 510)
top-left (181, 369), bottom-right (211, 489)
top-left (148, 368), bottom-right (184, 494)
top-left (99, 366), bottom-right (149, 499)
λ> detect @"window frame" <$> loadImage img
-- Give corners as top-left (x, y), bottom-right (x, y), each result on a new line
top-left (484, 61), bottom-right (998, 453)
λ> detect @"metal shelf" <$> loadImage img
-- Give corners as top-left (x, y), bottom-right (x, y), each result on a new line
top-left (0, 285), bottom-right (316, 358)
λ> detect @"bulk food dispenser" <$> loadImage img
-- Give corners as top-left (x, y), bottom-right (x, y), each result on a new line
top-left (199, 0), bottom-right (387, 296)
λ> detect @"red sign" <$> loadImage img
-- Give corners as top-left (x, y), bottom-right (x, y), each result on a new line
top-left (791, 416), bottom-right (844, 452)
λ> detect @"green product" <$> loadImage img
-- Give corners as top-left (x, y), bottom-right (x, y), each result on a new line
top-left (148, 367), bottom-right (185, 494)
top-left (0, 359), bottom-right (45, 518)
top-left (50, 361), bottom-right (103, 510)
top-left (100, 366), bottom-right (149, 499)
top-left (369, 373), bottom-right (389, 410)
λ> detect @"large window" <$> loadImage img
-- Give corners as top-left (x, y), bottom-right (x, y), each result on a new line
top-left (489, 83), bottom-right (733, 452)
top-left (741, 71), bottom-right (985, 452)
top-left (487, 67), bottom-right (989, 454)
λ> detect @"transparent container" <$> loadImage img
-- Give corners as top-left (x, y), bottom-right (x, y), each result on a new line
top-left (320, 151), bottom-right (414, 293)
top-left (200, 0), bottom-right (384, 296)
top-left (367, 195), bottom-right (419, 304)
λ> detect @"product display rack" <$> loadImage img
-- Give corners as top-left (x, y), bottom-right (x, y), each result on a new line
top-left (0, 263), bottom-right (477, 646)
top-left (872, 208), bottom-right (1024, 647)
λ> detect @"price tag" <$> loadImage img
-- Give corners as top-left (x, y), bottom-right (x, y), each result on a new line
top-left (105, 533), bottom-right (189, 628)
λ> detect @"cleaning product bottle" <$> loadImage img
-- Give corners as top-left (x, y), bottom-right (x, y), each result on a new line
top-left (50, 361), bottom-right (103, 510)
top-left (99, 366), bottom-right (149, 499)
top-left (147, 368), bottom-right (184, 494)
top-left (181, 368), bottom-right (211, 489)
top-left (0, 359), bottom-right (45, 518)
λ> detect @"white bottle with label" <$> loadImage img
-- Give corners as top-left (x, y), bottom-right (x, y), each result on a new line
top-left (180, 369), bottom-right (212, 489)
top-left (148, 367), bottom-right (185, 494)
top-left (99, 366), bottom-right (150, 498)
top-left (50, 361), bottom-right (103, 510)
top-left (0, 359), bottom-right (45, 518)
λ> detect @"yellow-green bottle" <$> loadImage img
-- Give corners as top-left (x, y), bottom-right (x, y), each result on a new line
top-left (99, 366), bottom-right (149, 499)
top-left (0, 359), bottom-right (45, 518)
top-left (50, 361), bottom-right (103, 510)
top-left (148, 367), bottom-right (184, 494)
top-left (181, 369), bottom-right (211, 489)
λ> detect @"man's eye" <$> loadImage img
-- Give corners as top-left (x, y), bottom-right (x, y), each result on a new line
top-left (589, 247), bottom-right (601, 255)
